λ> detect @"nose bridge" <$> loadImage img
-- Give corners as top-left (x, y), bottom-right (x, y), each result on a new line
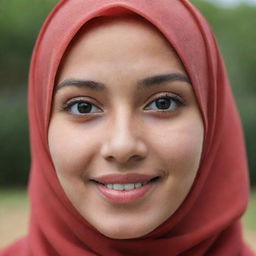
top-left (101, 108), bottom-right (147, 163)
top-left (113, 108), bottom-right (135, 140)
top-left (109, 107), bottom-right (139, 150)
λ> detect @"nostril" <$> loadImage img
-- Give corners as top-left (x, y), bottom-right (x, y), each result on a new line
top-left (101, 138), bottom-right (148, 164)
top-left (131, 155), bottom-right (144, 161)
top-left (106, 156), bottom-right (115, 161)
top-left (105, 154), bottom-right (144, 163)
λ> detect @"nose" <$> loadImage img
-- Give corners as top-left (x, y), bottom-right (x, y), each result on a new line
top-left (100, 117), bottom-right (148, 164)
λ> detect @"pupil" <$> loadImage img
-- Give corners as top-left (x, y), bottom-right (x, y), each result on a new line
top-left (156, 98), bottom-right (171, 109)
top-left (78, 102), bottom-right (92, 113)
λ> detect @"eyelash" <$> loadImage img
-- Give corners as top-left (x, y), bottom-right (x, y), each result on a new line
top-left (62, 97), bottom-right (102, 115)
top-left (145, 93), bottom-right (185, 113)
top-left (62, 93), bottom-right (185, 116)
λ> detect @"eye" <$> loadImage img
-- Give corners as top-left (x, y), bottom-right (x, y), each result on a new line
top-left (144, 94), bottom-right (185, 112)
top-left (64, 99), bottom-right (102, 115)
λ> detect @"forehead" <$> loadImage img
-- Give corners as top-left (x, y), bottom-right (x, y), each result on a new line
top-left (56, 15), bottom-right (186, 82)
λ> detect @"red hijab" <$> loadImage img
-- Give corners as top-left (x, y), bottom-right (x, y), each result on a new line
top-left (1, 0), bottom-right (254, 255)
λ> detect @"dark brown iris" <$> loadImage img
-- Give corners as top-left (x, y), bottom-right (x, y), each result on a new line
top-left (77, 102), bottom-right (92, 113)
top-left (156, 98), bottom-right (171, 109)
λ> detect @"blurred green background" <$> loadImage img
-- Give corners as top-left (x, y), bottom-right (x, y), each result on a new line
top-left (0, 0), bottom-right (255, 187)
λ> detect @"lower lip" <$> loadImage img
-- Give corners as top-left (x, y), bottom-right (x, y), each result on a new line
top-left (95, 182), bottom-right (155, 204)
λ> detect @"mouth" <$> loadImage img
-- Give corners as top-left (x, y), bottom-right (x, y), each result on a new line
top-left (90, 173), bottom-right (160, 188)
top-left (90, 174), bottom-right (161, 203)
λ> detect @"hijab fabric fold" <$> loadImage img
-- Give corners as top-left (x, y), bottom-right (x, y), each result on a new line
top-left (1, 0), bottom-right (254, 255)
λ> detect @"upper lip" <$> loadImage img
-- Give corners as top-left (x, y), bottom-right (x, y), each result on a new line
top-left (90, 173), bottom-right (160, 185)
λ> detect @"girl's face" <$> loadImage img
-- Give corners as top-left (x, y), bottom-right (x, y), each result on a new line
top-left (48, 17), bottom-right (204, 239)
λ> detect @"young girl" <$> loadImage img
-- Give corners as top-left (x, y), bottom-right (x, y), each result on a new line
top-left (1, 0), bottom-right (254, 255)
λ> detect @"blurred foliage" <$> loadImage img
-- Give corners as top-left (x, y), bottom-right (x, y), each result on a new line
top-left (0, 0), bottom-right (58, 88)
top-left (0, 90), bottom-right (29, 185)
top-left (191, 0), bottom-right (256, 186)
top-left (0, 0), bottom-right (58, 186)
top-left (0, 0), bottom-right (255, 186)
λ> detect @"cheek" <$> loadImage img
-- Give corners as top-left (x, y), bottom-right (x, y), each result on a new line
top-left (48, 119), bottom-right (97, 177)
top-left (149, 117), bottom-right (204, 215)
top-left (151, 116), bottom-right (204, 179)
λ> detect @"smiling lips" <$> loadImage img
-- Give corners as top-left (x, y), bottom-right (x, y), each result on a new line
top-left (91, 173), bottom-right (160, 204)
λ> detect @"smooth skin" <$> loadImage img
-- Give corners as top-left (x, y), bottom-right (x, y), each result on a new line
top-left (48, 16), bottom-right (204, 239)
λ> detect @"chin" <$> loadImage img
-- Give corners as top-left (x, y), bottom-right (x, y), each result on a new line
top-left (100, 229), bottom-right (149, 240)
top-left (94, 222), bottom-right (154, 240)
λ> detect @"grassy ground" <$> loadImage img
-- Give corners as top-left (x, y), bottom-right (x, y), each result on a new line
top-left (0, 188), bottom-right (255, 251)
top-left (0, 188), bottom-right (29, 247)
top-left (243, 189), bottom-right (256, 250)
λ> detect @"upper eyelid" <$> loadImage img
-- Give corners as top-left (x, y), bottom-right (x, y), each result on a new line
top-left (65, 96), bottom-right (102, 107)
top-left (62, 91), bottom-right (185, 109)
top-left (144, 92), bottom-right (184, 105)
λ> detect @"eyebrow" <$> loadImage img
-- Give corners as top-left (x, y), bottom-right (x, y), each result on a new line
top-left (55, 79), bottom-right (105, 92)
top-left (138, 73), bottom-right (190, 89)
top-left (55, 73), bottom-right (190, 92)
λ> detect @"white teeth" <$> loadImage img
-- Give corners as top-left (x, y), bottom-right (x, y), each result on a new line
top-left (106, 184), bottom-right (113, 189)
top-left (124, 184), bottom-right (135, 190)
top-left (105, 183), bottom-right (144, 191)
top-left (113, 184), bottom-right (124, 190)
top-left (135, 183), bottom-right (142, 188)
